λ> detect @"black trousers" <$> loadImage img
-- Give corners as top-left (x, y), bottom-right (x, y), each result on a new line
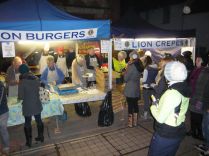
top-left (126, 97), bottom-right (139, 114)
top-left (24, 114), bottom-right (43, 128)
top-left (190, 111), bottom-right (203, 137)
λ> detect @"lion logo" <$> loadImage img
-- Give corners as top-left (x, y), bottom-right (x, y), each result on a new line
top-left (88, 29), bottom-right (94, 36)
top-left (125, 41), bottom-right (130, 47)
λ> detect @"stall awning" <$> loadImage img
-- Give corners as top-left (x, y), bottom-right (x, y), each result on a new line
top-left (0, 0), bottom-right (110, 41)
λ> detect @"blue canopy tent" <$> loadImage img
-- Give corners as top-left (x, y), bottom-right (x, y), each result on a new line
top-left (0, 0), bottom-right (113, 89)
top-left (0, 0), bottom-right (110, 41)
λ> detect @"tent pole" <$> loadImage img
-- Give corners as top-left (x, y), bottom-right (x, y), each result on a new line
top-left (108, 39), bottom-right (112, 90)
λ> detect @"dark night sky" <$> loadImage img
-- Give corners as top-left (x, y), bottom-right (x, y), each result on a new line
top-left (120, 0), bottom-right (209, 15)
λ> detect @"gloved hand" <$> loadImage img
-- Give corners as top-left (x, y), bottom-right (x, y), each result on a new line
top-left (150, 83), bottom-right (156, 88)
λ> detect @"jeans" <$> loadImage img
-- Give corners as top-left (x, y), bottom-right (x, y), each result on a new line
top-left (143, 88), bottom-right (154, 112)
top-left (202, 112), bottom-right (209, 148)
top-left (0, 112), bottom-right (9, 148)
top-left (24, 114), bottom-right (43, 128)
top-left (126, 97), bottom-right (139, 114)
top-left (148, 132), bottom-right (182, 156)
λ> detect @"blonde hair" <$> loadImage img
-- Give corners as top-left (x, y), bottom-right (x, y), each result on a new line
top-left (47, 55), bottom-right (54, 63)
top-left (13, 56), bottom-right (22, 64)
top-left (118, 51), bottom-right (127, 59)
top-left (76, 55), bottom-right (85, 65)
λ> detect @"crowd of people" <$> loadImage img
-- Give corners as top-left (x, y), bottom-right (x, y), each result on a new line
top-left (112, 50), bottom-right (209, 156)
top-left (0, 48), bottom-right (209, 156)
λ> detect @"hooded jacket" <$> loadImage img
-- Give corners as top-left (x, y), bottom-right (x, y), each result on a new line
top-left (150, 82), bottom-right (190, 138)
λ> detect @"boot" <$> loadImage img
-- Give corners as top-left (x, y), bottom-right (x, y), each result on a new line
top-left (133, 113), bottom-right (138, 127)
top-left (128, 114), bottom-right (133, 128)
top-left (35, 124), bottom-right (44, 142)
top-left (24, 127), bottom-right (32, 147)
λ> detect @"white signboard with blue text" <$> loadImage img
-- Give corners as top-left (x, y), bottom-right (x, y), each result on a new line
top-left (114, 38), bottom-right (195, 50)
top-left (2, 42), bottom-right (15, 58)
top-left (0, 28), bottom-right (98, 41)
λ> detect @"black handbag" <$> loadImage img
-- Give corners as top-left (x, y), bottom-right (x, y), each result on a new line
top-left (98, 91), bottom-right (114, 127)
top-left (74, 102), bottom-right (91, 117)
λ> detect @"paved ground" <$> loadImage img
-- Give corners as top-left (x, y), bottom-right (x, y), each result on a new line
top-left (0, 95), bottom-right (204, 156)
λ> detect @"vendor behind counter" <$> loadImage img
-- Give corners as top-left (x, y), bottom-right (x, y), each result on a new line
top-left (112, 51), bottom-right (127, 84)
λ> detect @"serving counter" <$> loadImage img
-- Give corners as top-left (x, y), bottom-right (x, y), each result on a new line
top-left (59, 88), bottom-right (106, 105)
top-left (7, 88), bottom-right (106, 126)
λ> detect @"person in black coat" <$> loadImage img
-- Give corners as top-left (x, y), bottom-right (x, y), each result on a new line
top-left (18, 64), bottom-right (44, 147)
top-left (84, 47), bottom-right (102, 87)
top-left (0, 80), bottom-right (10, 155)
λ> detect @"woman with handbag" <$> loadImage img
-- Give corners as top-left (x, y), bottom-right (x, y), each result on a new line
top-left (18, 64), bottom-right (44, 147)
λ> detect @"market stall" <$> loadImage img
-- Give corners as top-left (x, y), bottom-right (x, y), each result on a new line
top-left (0, 0), bottom-right (111, 126)
top-left (111, 11), bottom-right (196, 61)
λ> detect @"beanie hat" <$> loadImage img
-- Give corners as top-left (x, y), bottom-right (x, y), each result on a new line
top-left (145, 50), bottom-right (152, 57)
top-left (19, 64), bottom-right (29, 74)
top-left (164, 61), bottom-right (187, 82)
top-left (129, 50), bottom-right (139, 59)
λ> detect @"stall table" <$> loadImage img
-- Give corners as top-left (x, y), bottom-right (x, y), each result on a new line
top-left (8, 88), bottom-right (106, 127)
top-left (59, 88), bottom-right (106, 105)
top-left (8, 96), bottom-right (64, 127)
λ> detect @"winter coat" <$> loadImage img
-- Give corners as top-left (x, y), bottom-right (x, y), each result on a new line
top-left (0, 81), bottom-right (8, 115)
top-left (124, 59), bottom-right (144, 98)
top-left (18, 73), bottom-right (43, 116)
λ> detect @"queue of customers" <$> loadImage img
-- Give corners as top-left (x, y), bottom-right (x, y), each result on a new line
top-left (113, 50), bottom-right (209, 156)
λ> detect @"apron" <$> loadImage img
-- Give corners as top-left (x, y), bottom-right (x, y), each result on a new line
top-left (8, 72), bottom-right (20, 97)
top-left (87, 57), bottom-right (98, 82)
top-left (56, 56), bottom-right (69, 77)
top-left (39, 55), bottom-right (49, 74)
top-left (47, 68), bottom-right (58, 85)
top-left (72, 65), bottom-right (86, 87)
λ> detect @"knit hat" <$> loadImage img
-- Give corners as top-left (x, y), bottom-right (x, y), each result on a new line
top-left (129, 50), bottom-right (139, 59)
top-left (19, 64), bottom-right (29, 74)
top-left (145, 50), bottom-right (152, 57)
top-left (164, 61), bottom-right (187, 82)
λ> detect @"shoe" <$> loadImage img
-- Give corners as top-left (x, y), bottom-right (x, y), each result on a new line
top-left (195, 144), bottom-right (208, 152)
top-left (35, 124), bottom-right (44, 143)
top-left (133, 113), bottom-right (138, 127)
top-left (24, 127), bottom-right (32, 147)
top-left (141, 111), bottom-right (148, 120)
top-left (186, 130), bottom-right (192, 136)
top-left (128, 114), bottom-right (133, 128)
top-left (2, 147), bottom-right (9, 155)
top-left (199, 150), bottom-right (209, 156)
top-left (204, 150), bottom-right (209, 155)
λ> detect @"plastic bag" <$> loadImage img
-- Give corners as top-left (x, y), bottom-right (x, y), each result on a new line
top-left (74, 102), bottom-right (91, 117)
top-left (98, 91), bottom-right (114, 127)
